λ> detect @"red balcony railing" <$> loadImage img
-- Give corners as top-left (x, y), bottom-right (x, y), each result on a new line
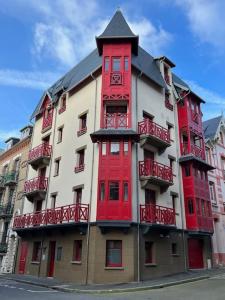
top-left (138, 120), bottom-right (170, 144)
top-left (139, 160), bottom-right (173, 183)
top-left (13, 203), bottom-right (89, 229)
top-left (28, 143), bottom-right (52, 162)
top-left (42, 110), bottom-right (53, 130)
top-left (191, 110), bottom-right (200, 124)
top-left (181, 142), bottom-right (205, 160)
top-left (110, 72), bottom-right (122, 85)
top-left (24, 176), bottom-right (48, 194)
top-left (140, 204), bottom-right (176, 225)
top-left (197, 215), bottom-right (214, 232)
top-left (104, 113), bottom-right (128, 129)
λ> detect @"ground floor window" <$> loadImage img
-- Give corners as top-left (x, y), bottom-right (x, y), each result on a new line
top-left (106, 240), bottom-right (122, 267)
top-left (72, 240), bottom-right (82, 262)
top-left (32, 241), bottom-right (41, 262)
top-left (56, 246), bottom-right (63, 261)
top-left (145, 241), bottom-right (154, 264)
top-left (171, 243), bottom-right (178, 255)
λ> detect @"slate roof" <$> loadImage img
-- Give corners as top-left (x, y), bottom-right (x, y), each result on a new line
top-left (203, 115), bottom-right (222, 140)
top-left (96, 10), bottom-right (139, 55)
top-left (90, 129), bottom-right (140, 143)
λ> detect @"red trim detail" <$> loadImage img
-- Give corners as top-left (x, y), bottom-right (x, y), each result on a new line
top-left (138, 119), bottom-right (170, 143)
top-left (140, 204), bottom-right (176, 225)
top-left (139, 160), bottom-right (173, 183)
top-left (28, 143), bottom-right (52, 161)
top-left (24, 176), bottom-right (48, 193)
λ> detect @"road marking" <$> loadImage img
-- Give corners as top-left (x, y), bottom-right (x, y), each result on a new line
top-left (26, 289), bottom-right (58, 293)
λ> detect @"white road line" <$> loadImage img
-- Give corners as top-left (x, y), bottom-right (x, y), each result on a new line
top-left (26, 289), bottom-right (58, 293)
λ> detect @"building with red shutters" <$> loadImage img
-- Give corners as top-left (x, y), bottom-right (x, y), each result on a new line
top-left (12, 10), bottom-right (213, 283)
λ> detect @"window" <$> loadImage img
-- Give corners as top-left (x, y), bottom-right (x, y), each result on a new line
top-left (109, 182), bottom-right (119, 200)
top-left (8, 188), bottom-right (15, 204)
top-left (32, 241), bottom-right (41, 262)
top-left (112, 57), bottom-right (121, 71)
top-left (75, 149), bottom-right (85, 172)
top-left (123, 182), bottom-right (128, 201)
top-left (74, 188), bottom-right (82, 204)
top-left (13, 158), bottom-right (20, 172)
top-left (102, 142), bottom-right (107, 155)
top-left (72, 240), bottom-right (82, 262)
top-left (209, 181), bottom-right (216, 203)
top-left (145, 189), bottom-right (156, 206)
top-left (172, 195), bottom-right (177, 211)
top-left (78, 113), bottom-right (87, 136)
top-left (184, 165), bottom-right (190, 177)
top-left (143, 112), bottom-right (153, 122)
top-left (169, 157), bottom-right (175, 172)
top-left (59, 95), bottom-right (66, 113)
top-left (106, 240), bottom-right (122, 267)
top-left (99, 182), bottom-right (105, 201)
top-left (51, 194), bottom-right (57, 209)
top-left (104, 57), bottom-right (109, 72)
top-left (196, 198), bottom-right (201, 215)
top-left (56, 247), bottom-right (62, 261)
top-left (188, 198), bottom-right (194, 214)
top-left (124, 142), bottom-right (129, 155)
top-left (171, 243), bottom-right (178, 255)
top-left (220, 131), bottom-right (224, 145)
top-left (124, 57), bottom-right (129, 71)
top-left (201, 200), bottom-right (205, 216)
top-left (145, 241), bottom-right (154, 264)
top-left (54, 158), bottom-right (60, 176)
top-left (35, 201), bottom-right (42, 213)
top-left (167, 123), bottom-right (173, 140)
top-left (57, 126), bottom-right (63, 143)
top-left (110, 142), bottom-right (120, 155)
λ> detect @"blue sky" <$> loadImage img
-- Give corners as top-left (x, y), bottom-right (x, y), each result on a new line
top-left (0, 0), bottom-right (225, 148)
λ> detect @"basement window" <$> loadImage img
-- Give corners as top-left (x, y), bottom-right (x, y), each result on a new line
top-left (72, 240), bottom-right (82, 262)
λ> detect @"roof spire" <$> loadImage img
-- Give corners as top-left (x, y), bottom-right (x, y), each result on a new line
top-left (96, 10), bottom-right (139, 55)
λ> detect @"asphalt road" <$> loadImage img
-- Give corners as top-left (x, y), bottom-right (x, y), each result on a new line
top-left (1, 274), bottom-right (225, 300)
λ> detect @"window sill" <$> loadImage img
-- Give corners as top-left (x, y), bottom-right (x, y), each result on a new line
top-left (71, 261), bottom-right (82, 265)
top-left (53, 174), bottom-right (59, 177)
top-left (57, 140), bottom-right (62, 144)
top-left (144, 263), bottom-right (157, 267)
top-left (31, 261), bottom-right (40, 265)
top-left (104, 267), bottom-right (124, 270)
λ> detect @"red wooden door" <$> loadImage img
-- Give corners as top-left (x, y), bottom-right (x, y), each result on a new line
top-left (48, 241), bottom-right (56, 277)
top-left (18, 241), bottom-right (28, 274)
top-left (188, 238), bottom-right (204, 269)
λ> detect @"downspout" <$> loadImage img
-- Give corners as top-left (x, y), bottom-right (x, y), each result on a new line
top-left (85, 72), bottom-right (98, 285)
top-left (136, 71), bottom-right (142, 282)
top-left (174, 98), bottom-right (188, 272)
top-left (38, 101), bottom-right (58, 278)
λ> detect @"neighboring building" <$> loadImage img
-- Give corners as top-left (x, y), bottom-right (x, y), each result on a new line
top-left (0, 126), bottom-right (32, 273)
top-left (204, 115), bottom-right (225, 266)
top-left (13, 10), bottom-right (213, 284)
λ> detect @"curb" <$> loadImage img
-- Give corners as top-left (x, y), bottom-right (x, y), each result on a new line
top-left (1, 274), bottom-right (209, 294)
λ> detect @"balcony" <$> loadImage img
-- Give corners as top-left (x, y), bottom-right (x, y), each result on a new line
top-left (0, 243), bottom-right (7, 254)
top-left (42, 110), bottom-right (53, 131)
top-left (24, 176), bottom-right (48, 202)
top-left (140, 204), bottom-right (176, 226)
top-left (110, 72), bottom-right (122, 85)
top-left (13, 203), bottom-right (89, 229)
top-left (181, 142), bottom-right (205, 160)
top-left (139, 159), bottom-right (173, 188)
top-left (197, 215), bottom-right (214, 233)
top-left (104, 113), bottom-right (128, 129)
top-left (0, 175), bottom-right (5, 190)
top-left (4, 172), bottom-right (18, 186)
top-left (0, 203), bottom-right (14, 218)
top-left (138, 120), bottom-right (171, 150)
top-left (28, 143), bottom-right (52, 170)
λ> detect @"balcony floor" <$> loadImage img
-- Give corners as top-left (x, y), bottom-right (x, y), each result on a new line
top-left (140, 135), bottom-right (171, 150)
top-left (24, 190), bottom-right (47, 202)
top-left (28, 156), bottom-right (51, 170)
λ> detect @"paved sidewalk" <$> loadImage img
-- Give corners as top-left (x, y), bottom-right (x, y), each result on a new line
top-left (1, 268), bottom-right (225, 294)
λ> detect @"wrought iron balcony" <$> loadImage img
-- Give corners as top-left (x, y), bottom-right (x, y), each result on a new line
top-left (138, 119), bottom-right (171, 149)
top-left (28, 143), bottom-right (52, 170)
top-left (104, 113), bottom-right (128, 129)
top-left (24, 176), bottom-right (48, 202)
top-left (0, 243), bottom-right (7, 253)
top-left (4, 172), bottom-right (18, 186)
top-left (13, 203), bottom-right (89, 229)
top-left (140, 204), bottom-right (176, 226)
top-left (0, 203), bottom-right (14, 218)
top-left (181, 142), bottom-right (205, 160)
top-left (139, 159), bottom-right (173, 188)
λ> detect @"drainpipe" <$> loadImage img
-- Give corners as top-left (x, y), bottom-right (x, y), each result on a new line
top-left (85, 73), bottom-right (98, 285)
top-left (38, 101), bottom-right (58, 278)
top-left (136, 71), bottom-right (142, 282)
top-left (174, 100), bottom-right (188, 272)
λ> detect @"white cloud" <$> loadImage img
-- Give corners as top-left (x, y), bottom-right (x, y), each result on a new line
top-left (0, 69), bottom-right (60, 89)
top-left (174, 0), bottom-right (225, 50)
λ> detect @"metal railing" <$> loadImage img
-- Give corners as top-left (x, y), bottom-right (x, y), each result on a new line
top-left (24, 176), bottom-right (48, 194)
top-left (138, 119), bottom-right (170, 144)
top-left (139, 159), bottom-right (173, 183)
top-left (140, 204), bottom-right (176, 225)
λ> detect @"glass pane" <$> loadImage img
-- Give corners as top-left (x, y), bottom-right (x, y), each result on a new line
top-left (110, 143), bottom-right (120, 155)
top-left (112, 58), bottom-right (121, 71)
top-left (102, 143), bottom-right (106, 155)
top-left (124, 57), bottom-right (129, 71)
top-left (104, 57), bottom-right (109, 71)
top-left (108, 249), bottom-right (121, 264)
top-left (109, 182), bottom-right (119, 200)
top-left (123, 182), bottom-right (128, 201)
top-left (100, 182), bottom-right (105, 201)
top-left (124, 142), bottom-right (128, 155)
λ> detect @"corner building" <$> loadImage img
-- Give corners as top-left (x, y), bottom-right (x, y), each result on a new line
top-left (14, 11), bottom-right (213, 283)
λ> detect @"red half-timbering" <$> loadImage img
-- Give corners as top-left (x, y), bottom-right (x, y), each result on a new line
top-left (97, 43), bottom-right (132, 221)
top-left (177, 93), bottom-right (213, 233)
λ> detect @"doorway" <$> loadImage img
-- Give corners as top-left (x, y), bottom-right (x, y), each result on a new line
top-left (188, 238), bottom-right (204, 269)
top-left (47, 241), bottom-right (56, 277)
